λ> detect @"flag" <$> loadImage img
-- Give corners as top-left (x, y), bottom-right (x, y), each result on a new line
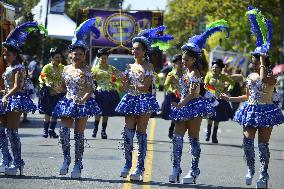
top-left (175, 90), bottom-right (181, 99)
top-left (206, 83), bottom-right (216, 94)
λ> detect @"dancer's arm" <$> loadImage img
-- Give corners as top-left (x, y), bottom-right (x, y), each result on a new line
top-left (260, 54), bottom-right (277, 85)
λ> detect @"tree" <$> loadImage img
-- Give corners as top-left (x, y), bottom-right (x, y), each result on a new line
top-left (6, 0), bottom-right (39, 18)
top-left (165, 0), bottom-right (282, 63)
top-left (66, 0), bottom-right (122, 20)
top-left (7, 0), bottom-right (123, 20)
top-left (6, 0), bottom-right (123, 62)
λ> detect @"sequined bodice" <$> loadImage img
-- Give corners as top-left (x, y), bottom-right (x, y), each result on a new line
top-left (247, 73), bottom-right (275, 104)
top-left (126, 63), bottom-right (153, 95)
top-left (180, 71), bottom-right (202, 100)
top-left (63, 65), bottom-right (93, 99)
top-left (2, 64), bottom-right (25, 92)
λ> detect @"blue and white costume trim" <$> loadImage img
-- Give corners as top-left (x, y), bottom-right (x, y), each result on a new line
top-left (234, 74), bottom-right (284, 128)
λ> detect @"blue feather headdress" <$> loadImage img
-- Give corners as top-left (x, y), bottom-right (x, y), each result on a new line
top-left (246, 6), bottom-right (272, 56)
top-left (132, 26), bottom-right (174, 51)
top-left (181, 19), bottom-right (230, 54)
top-left (2, 22), bottom-right (48, 53)
top-left (69, 18), bottom-right (101, 52)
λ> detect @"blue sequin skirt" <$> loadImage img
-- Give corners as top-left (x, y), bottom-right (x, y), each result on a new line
top-left (53, 96), bottom-right (101, 119)
top-left (95, 90), bottom-right (121, 116)
top-left (210, 99), bottom-right (233, 122)
top-left (170, 97), bottom-right (215, 121)
top-left (115, 93), bottom-right (160, 115)
top-left (161, 93), bottom-right (180, 120)
top-left (0, 92), bottom-right (36, 114)
top-left (38, 92), bottom-right (65, 116)
top-left (233, 102), bottom-right (284, 128)
top-left (204, 91), bottom-right (219, 107)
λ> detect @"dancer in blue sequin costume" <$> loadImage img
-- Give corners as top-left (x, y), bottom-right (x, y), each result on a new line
top-left (53, 18), bottom-right (101, 179)
top-left (220, 7), bottom-right (284, 188)
top-left (0, 22), bottom-right (46, 175)
top-left (168, 20), bottom-right (229, 184)
top-left (116, 26), bottom-right (173, 181)
top-left (0, 57), bottom-right (11, 174)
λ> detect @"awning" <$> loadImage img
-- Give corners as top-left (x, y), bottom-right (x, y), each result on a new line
top-left (47, 13), bottom-right (76, 41)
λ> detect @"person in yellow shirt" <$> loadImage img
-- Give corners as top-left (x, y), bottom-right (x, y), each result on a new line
top-left (161, 54), bottom-right (183, 139)
top-left (204, 59), bottom-right (235, 143)
top-left (91, 48), bottom-right (122, 139)
top-left (38, 48), bottom-right (66, 138)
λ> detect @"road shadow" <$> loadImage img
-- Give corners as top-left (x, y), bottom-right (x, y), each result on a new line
top-left (0, 174), bottom-right (250, 188)
top-left (19, 119), bottom-right (95, 129)
top-left (132, 181), bottom-right (251, 188)
top-left (0, 174), bottom-right (125, 184)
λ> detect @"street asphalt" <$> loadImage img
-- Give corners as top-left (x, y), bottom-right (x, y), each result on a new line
top-left (0, 92), bottom-right (283, 189)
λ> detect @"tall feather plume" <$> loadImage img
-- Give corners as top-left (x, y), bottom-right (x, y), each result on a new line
top-left (246, 6), bottom-right (272, 52)
top-left (189, 19), bottom-right (230, 50)
top-left (137, 26), bottom-right (165, 38)
top-left (133, 26), bottom-right (174, 51)
top-left (205, 19), bottom-right (230, 37)
top-left (73, 18), bottom-right (100, 42)
top-left (5, 22), bottom-right (48, 47)
top-left (266, 19), bottom-right (272, 49)
top-left (246, 7), bottom-right (263, 46)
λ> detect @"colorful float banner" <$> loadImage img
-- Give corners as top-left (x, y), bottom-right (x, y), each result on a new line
top-left (77, 9), bottom-right (163, 48)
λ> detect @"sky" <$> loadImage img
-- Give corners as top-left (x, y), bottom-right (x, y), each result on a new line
top-left (122, 0), bottom-right (168, 11)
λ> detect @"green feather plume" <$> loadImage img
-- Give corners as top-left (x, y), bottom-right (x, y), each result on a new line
top-left (38, 24), bottom-right (48, 36)
top-left (151, 41), bottom-right (171, 51)
top-left (206, 19), bottom-right (229, 29)
top-left (246, 8), bottom-right (268, 45)
top-left (25, 24), bottom-right (48, 36)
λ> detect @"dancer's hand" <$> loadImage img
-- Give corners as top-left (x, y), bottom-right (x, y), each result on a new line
top-left (2, 95), bottom-right (8, 109)
top-left (121, 76), bottom-right (129, 88)
top-left (172, 102), bottom-right (182, 109)
top-left (220, 93), bottom-right (230, 101)
top-left (171, 102), bottom-right (179, 108)
top-left (75, 97), bottom-right (85, 105)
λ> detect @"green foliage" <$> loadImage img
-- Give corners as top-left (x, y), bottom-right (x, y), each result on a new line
top-left (66, 0), bottom-right (122, 20)
top-left (6, 0), bottom-right (39, 18)
top-left (165, 0), bottom-right (281, 63)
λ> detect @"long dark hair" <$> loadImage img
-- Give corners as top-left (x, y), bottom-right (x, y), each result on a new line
top-left (182, 49), bottom-right (209, 96)
top-left (182, 49), bottom-right (208, 77)
top-left (198, 49), bottom-right (209, 77)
